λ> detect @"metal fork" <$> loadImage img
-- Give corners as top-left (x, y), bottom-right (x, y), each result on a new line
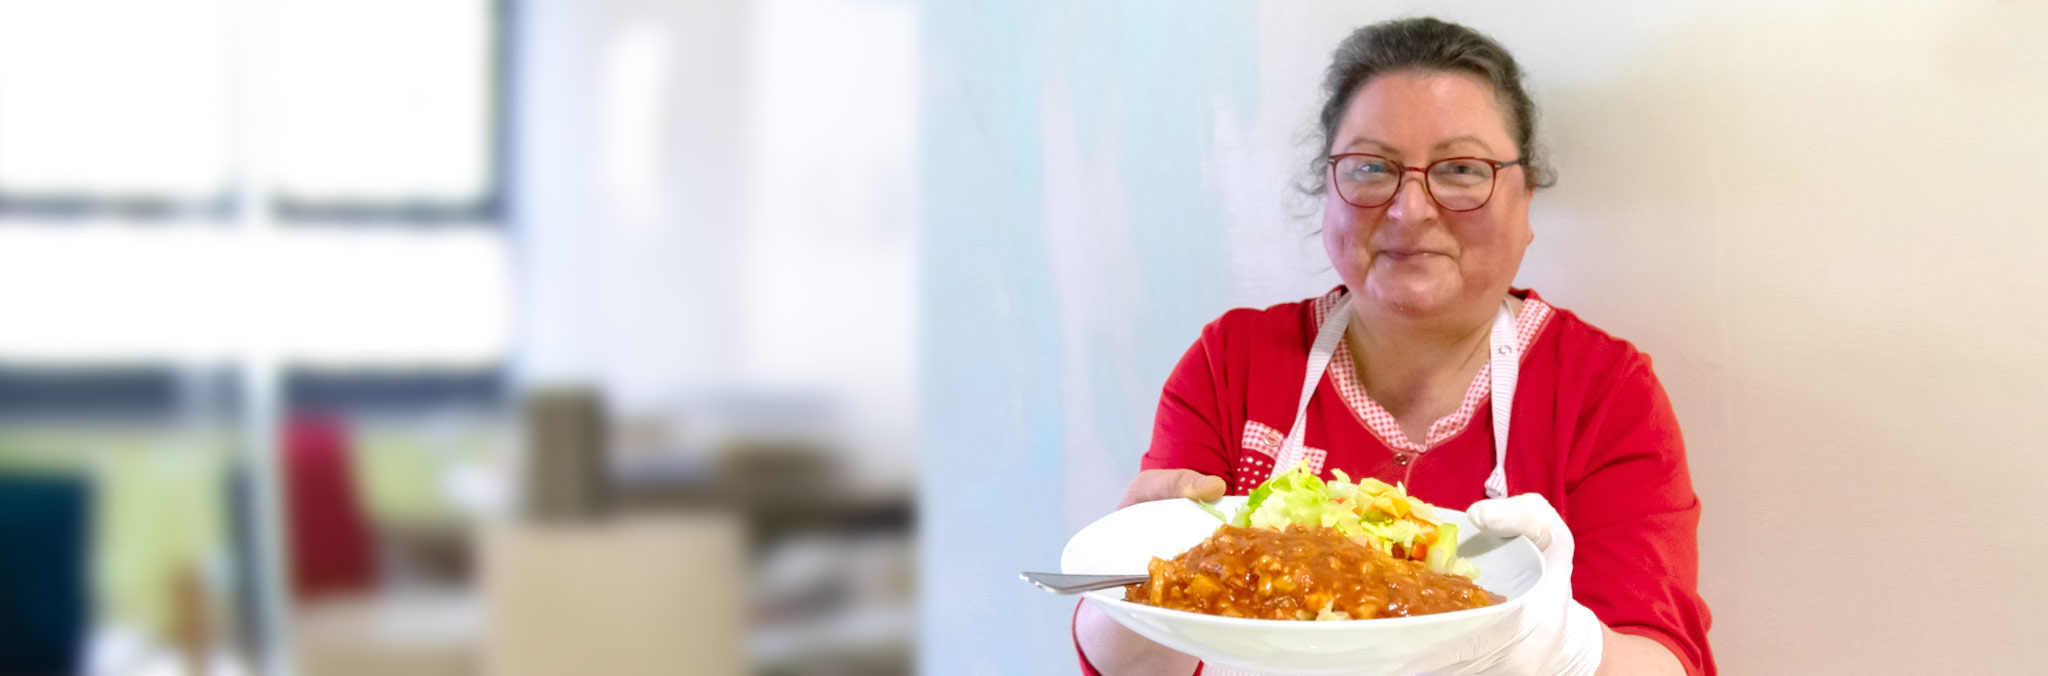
top-left (1019, 571), bottom-right (1149, 595)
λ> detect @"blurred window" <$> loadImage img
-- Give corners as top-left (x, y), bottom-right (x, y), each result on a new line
top-left (0, 0), bottom-right (510, 415)
top-left (0, 0), bottom-right (502, 222)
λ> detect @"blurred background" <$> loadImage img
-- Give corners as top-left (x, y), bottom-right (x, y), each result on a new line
top-left (2, 1), bottom-right (2045, 676)
top-left (0, 0), bottom-right (911, 674)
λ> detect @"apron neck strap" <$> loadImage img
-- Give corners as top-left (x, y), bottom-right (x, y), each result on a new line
top-left (1272, 291), bottom-right (1354, 473)
top-left (1483, 300), bottom-right (1517, 499)
top-left (1272, 292), bottom-right (1521, 500)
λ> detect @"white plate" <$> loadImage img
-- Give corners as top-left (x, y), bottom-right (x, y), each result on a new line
top-left (1062, 496), bottom-right (1544, 676)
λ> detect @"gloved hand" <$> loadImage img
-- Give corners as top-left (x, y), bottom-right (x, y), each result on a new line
top-left (1430, 493), bottom-right (1605, 676)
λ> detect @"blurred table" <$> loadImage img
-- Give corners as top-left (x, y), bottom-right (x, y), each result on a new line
top-left (480, 512), bottom-right (747, 676)
top-left (296, 589), bottom-right (479, 676)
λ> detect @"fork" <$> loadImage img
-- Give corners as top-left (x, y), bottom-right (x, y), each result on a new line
top-left (1019, 571), bottom-right (1149, 594)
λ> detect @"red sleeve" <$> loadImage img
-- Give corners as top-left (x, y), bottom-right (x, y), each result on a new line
top-left (1564, 354), bottom-right (1715, 676)
top-left (1139, 313), bottom-right (1242, 477)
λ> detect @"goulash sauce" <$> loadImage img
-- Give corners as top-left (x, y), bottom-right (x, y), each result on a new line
top-left (1126, 524), bottom-right (1497, 620)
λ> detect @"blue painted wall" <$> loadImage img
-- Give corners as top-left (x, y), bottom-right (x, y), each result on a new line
top-left (915, 2), bottom-right (1307, 674)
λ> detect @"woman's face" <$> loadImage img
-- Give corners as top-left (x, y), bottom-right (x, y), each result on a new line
top-left (1321, 70), bottom-right (1533, 329)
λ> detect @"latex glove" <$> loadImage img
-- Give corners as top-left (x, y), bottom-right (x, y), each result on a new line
top-left (1430, 493), bottom-right (1605, 676)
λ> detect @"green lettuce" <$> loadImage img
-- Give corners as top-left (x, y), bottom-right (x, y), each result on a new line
top-left (1229, 462), bottom-right (1478, 579)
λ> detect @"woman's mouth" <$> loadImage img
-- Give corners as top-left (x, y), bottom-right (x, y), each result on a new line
top-left (1376, 249), bottom-right (1441, 261)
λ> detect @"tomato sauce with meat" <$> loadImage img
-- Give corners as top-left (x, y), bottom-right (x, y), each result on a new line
top-left (1125, 524), bottom-right (1497, 620)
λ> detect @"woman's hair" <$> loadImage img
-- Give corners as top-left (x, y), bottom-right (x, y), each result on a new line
top-left (1308, 17), bottom-right (1556, 192)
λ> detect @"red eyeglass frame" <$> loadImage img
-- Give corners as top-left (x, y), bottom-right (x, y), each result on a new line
top-left (1325, 153), bottom-right (1525, 212)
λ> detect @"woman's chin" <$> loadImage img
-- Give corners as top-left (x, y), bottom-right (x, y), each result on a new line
top-left (1359, 278), bottom-right (1461, 317)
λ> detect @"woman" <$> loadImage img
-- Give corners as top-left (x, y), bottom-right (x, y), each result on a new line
top-left (1073, 18), bottom-right (1713, 676)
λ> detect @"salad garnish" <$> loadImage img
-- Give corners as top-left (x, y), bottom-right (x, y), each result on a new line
top-left (1227, 463), bottom-right (1479, 579)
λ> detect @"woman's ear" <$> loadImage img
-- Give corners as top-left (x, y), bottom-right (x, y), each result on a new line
top-left (1522, 190), bottom-right (1536, 246)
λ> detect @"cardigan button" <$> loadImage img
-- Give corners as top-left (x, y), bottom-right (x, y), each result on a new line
top-left (1393, 453), bottom-right (1411, 466)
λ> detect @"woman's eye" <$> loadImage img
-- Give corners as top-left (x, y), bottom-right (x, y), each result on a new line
top-left (1335, 157), bottom-right (1397, 183)
top-left (1432, 161), bottom-right (1491, 183)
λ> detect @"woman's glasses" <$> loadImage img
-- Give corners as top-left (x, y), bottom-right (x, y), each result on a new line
top-left (1326, 153), bottom-right (1524, 212)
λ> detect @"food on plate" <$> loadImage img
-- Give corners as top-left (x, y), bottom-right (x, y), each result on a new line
top-left (1125, 523), bottom-right (1496, 620)
top-left (1124, 464), bottom-right (1495, 620)
top-left (1234, 464), bottom-right (1478, 579)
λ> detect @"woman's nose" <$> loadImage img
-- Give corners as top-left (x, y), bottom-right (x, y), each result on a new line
top-left (1384, 173), bottom-right (1438, 223)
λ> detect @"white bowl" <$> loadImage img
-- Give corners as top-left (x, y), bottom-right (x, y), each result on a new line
top-left (1062, 496), bottom-right (1544, 676)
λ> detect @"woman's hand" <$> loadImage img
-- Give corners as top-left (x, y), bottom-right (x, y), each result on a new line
top-left (1432, 494), bottom-right (1683, 676)
top-left (1117, 469), bottom-right (1226, 509)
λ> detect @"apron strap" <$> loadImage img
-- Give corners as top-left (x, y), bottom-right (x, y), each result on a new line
top-left (1484, 300), bottom-right (1517, 499)
top-left (1271, 293), bottom-right (1521, 498)
top-left (1272, 291), bottom-right (1352, 476)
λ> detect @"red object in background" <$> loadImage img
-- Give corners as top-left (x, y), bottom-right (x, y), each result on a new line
top-left (284, 415), bottom-right (374, 600)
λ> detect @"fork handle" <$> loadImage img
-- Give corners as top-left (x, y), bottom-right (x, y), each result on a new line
top-left (1020, 571), bottom-right (1151, 594)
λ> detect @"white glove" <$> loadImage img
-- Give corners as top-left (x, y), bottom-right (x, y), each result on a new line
top-left (1430, 493), bottom-right (1605, 676)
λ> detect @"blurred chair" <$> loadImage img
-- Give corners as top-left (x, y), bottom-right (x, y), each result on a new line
top-left (0, 473), bottom-right (91, 675)
top-left (520, 388), bottom-right (609, 521)
top-left (282, 416), bottom-right (485, 676)
top-left (284, 415), bottom-right (375, 600)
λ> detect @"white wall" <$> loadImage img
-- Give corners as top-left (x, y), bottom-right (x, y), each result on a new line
top-left (513, 0), bottom-right (919, 487)
top-left (919, 1), bottom-right (2048, 674)
top-left (513, 0), bottom-right (752, 400)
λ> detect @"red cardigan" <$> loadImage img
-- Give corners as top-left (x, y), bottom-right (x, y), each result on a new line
top-left (1075, 288), bottom-right (1713, 676)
